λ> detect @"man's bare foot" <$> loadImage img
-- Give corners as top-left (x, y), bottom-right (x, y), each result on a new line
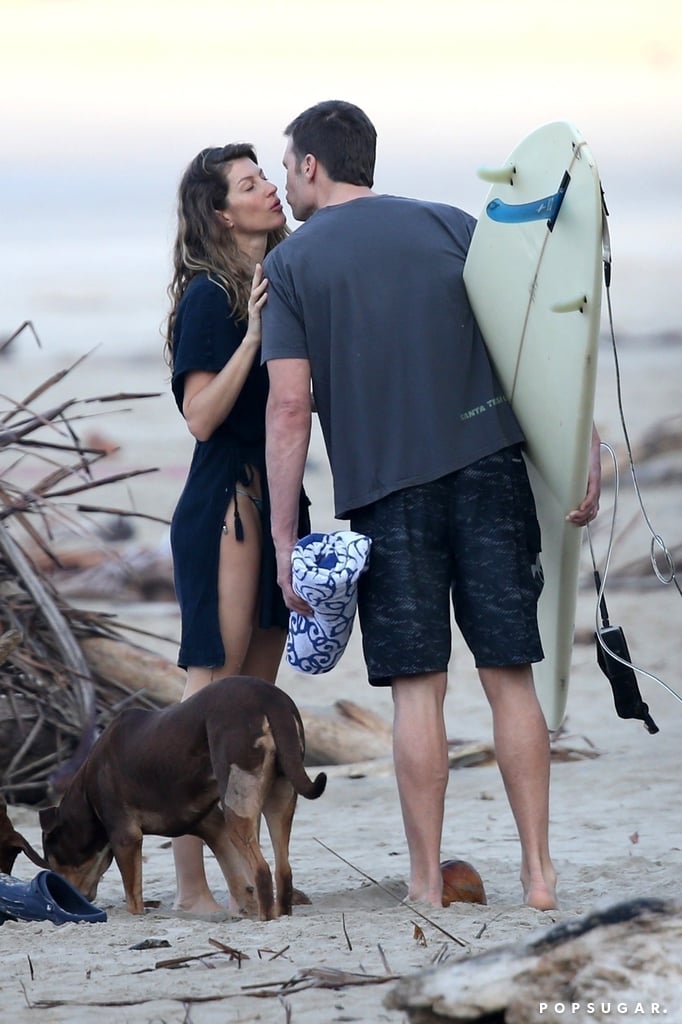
top-left (404, 894), bottom-right (445, 913)
top-left (406, 884), bottom-right (443, 910)
top-left (522, 874), bottom-right (558, 911)
top-left (521, 856), bottom-right (558, 911)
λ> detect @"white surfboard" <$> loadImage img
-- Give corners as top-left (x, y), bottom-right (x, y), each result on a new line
top-left (463, 121), bottom-right (604, 730)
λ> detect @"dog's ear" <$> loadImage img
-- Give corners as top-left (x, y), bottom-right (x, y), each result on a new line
top-left (1, 833), bottom-right (49, 871)
top-left (39, 805), bottom-right (60, 834)
top-left (0, 799), bottom-right (50, 871)
top-left (18, 835), bottom-right (49, 869)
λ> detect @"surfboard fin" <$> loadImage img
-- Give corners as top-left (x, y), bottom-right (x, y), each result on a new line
top-left (551, 296), bottom-right (588, 313)
top-left (477, 164), bottom-right (516, 185)
top-left (484, 170), bottom-right (572, 230)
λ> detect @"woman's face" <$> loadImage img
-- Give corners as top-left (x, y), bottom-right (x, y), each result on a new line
top-left (222, 158), bottom-right (285, 242)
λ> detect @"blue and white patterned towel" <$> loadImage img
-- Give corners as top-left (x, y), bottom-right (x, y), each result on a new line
top-left (286, 531), bottom-right (371, 674)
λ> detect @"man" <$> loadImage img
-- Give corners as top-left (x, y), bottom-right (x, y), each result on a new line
top-left (262, 100), bottom-right (600, 910)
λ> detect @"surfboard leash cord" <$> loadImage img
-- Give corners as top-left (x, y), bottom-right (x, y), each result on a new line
top-left (585, 186), bottom-right (681, 716)
top-left (585, 247), bottom-right (682, 715)
top-left (601, 263), bottom-right (680, 601)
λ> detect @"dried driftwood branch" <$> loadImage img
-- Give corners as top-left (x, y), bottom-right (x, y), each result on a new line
top-left (0, 526), bottom-right (94, 722)
top-left (0, 325), bottom-right (166, 802)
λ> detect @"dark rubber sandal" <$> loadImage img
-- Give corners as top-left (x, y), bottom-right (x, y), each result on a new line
top-left (0, 871), bottom-right (107, 925)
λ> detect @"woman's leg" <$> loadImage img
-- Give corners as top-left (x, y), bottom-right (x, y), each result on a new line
top-left (173, 487), bottom-right (270, 914)
top-left (241, 625), bottom-right (286, 683)
top-left (218, 484), bottom-right (286, 682)
top-left (172, 665), bottom-right (227, 915)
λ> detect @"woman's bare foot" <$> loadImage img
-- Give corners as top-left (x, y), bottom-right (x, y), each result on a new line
top-left (173, 890), bottom-right (226, 916)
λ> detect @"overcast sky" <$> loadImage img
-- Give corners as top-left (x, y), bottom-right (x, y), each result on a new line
top-left (2, 0), bottom-right (680, 350)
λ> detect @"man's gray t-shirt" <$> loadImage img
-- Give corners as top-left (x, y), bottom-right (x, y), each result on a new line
top-left (262, 194), bottom-right (523, 518)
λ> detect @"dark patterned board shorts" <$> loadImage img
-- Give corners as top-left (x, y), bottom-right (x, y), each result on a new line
top-left (349, 445), bottom-right (545, 686)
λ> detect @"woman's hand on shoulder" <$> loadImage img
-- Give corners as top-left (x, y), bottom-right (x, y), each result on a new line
top-left (243, 263), bottom-right (269, 348)
top-left (180, 267), bottom-right (268, 441)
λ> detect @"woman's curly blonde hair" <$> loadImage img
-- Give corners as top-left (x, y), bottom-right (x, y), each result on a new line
top-left (164, 143), bottom-right (288, 368)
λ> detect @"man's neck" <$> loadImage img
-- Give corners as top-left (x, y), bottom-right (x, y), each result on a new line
top-left (318, 182), bottom-right (375, 209)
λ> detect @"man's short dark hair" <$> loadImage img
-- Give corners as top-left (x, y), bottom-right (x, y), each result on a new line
top-left (285, 100), bottom-right (377, 187)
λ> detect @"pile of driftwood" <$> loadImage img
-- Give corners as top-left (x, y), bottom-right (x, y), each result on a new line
top-left (0, 324), bottom-right (178, 803)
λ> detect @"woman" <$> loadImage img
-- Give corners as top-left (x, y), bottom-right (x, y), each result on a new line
top-left (165, 144), bottom-right (310, 915)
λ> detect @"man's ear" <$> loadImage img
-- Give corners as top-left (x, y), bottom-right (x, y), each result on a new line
top-left (302, 154), bottom-right (317, 182)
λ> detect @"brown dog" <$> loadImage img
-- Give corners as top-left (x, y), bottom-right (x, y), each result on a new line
top-left (39, 676), bottom-right (326, 919)
top-left (0, 793), bottom-right (48, 874)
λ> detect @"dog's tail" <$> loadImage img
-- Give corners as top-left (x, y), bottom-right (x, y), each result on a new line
top-left (293, 768), bottom-right (327, 801)
top-left (268, 706), bottom-right (327, 801)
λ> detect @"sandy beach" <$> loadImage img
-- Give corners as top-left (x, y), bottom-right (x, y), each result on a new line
top-left (1, 336), bottom-right (681, 1023)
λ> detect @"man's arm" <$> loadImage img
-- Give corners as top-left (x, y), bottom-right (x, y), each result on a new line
top-left (265, 357), bottom-right (313, 612)
top-left (566, 424), bottom-right (602, 526)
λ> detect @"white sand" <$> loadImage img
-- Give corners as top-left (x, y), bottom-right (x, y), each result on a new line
top-left (1, 342), bottom-right (681, 1022)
